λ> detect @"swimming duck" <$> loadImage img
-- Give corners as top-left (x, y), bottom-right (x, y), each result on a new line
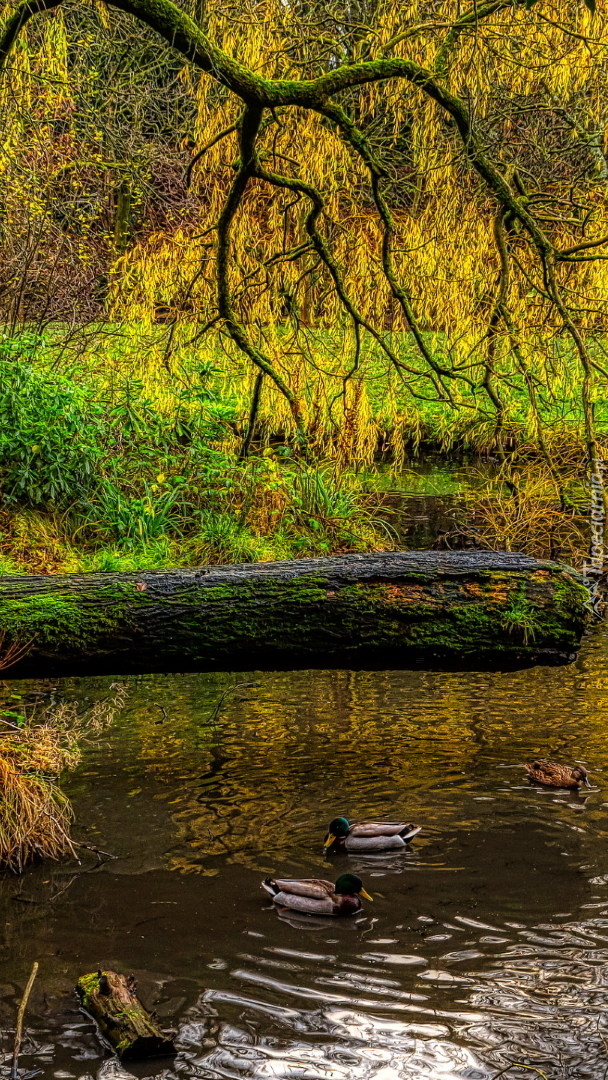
top-left (324, 817), bottom-right (422, 853)
top-left (262, 873), bottom-right (372, 916)
top-left (524, 760), bottom-right (590, 789)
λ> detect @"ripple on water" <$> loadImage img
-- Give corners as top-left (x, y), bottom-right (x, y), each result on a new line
top-left (3, 625), bottom-right (608, 1078)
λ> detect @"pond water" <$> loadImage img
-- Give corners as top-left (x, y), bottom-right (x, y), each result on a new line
top-left (367, 456), bottom-right (495, 550)
top-left (2, 621), bottom-right (608, 1080)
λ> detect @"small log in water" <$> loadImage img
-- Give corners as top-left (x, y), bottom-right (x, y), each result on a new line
top-left (0, 550), bottom-right (590, 676)
top-left (76, 970), bottom-right (175, 1059)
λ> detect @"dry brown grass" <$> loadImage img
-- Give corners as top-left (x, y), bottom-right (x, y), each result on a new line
top-left (455, 454), bottom-right (590, 566)
top-left (0, 683), bottom-right (127, 873)
top-left (0, 630), bottom-right (33, 672)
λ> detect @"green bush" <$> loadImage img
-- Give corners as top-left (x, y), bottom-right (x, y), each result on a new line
top-left (0, 345), bottom-right (103, 508)
top-left (0, 339), bottom-right (394, 571)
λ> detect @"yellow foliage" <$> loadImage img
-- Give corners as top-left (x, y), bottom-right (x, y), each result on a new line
top-left (0, 0), bottom-right (606, 456)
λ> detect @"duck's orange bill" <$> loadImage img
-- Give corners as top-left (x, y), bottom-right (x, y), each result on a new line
top-left (359, 888), bottom-right (373, 901)
top-left (323, 834), bottom-right (336, 848)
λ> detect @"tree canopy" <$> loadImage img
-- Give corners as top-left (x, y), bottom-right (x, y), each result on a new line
top-left (0, 0), bottom-right (606, 467)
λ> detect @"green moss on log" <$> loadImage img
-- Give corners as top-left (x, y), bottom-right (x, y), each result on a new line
top-left (0, 592), bottom-right (125, 648)
top-left (77, 970), bottom-right (103, 1004)
top-left (76, 969), bottom-right (175, 1060)
top-left (0, 554), bottom-right (590, 674)
top-left (0, 576), bottom-right (585, 655)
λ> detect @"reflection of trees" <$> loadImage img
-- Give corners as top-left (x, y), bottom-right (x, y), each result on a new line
top-left (94, 652), bottom-right (607, 874)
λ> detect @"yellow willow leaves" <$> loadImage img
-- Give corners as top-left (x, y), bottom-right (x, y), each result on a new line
top-left (38, 10), bottom-right (69, 93)
top-left (93, 0), bottom-right (110, 29)
top-left (0, 28), bottom-right (32, 177)
top-left (0, 0), bottom-right (607, 460)
top-left (111, 0), bottom-right (608, 350)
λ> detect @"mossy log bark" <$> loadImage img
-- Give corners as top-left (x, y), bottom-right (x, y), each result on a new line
top-left (76, 970), bottom-right (175, 1059)
top-left (0, 550), bottom-right (590, 677)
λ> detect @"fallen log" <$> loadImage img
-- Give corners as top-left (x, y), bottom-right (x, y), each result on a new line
top-left (76, 970), bottom-right (175, 1059)
top-left (0, 550), bottom-right (590, 677)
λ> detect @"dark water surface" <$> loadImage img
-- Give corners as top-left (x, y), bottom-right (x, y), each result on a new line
top-left (3, 624), bottom-right (608, 1080)
top-left (370, 457), bottom-right (493, 550)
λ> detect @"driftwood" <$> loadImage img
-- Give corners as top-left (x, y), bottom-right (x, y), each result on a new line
top-left (0, 550), bottom-right (590, 676)
top-left (76, 970), bottom-right (175, 1060)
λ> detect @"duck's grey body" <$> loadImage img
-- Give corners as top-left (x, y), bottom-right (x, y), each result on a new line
top-left (262, 875), bottom-right (367, 916)
top-left (270, 889), bottom-right (335, 915)
top-left (342, 822), bottom-right (421, 852)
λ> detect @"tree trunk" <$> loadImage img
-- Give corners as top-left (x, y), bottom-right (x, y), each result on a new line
top-left (76, 970), bottom-right (175, 1059)
top-left (0, 550), bottom-right (590, 677)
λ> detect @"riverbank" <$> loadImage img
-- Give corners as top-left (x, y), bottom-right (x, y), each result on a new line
top-left (0, 334), bottom-right (595, 576)
top-left (0, 329), bottom-right (599, 581)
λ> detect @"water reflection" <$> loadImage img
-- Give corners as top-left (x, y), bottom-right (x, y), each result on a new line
top-left (2, 626), bottom-right (608, 1078)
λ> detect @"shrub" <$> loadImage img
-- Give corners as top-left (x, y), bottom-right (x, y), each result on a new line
top-left (90, 478), bottom-right (185, 548)
top-left (0, 345), bottom-right (103, 507)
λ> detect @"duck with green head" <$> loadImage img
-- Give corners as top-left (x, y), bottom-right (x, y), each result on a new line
top-left (262, 873), bottom-right (372, 915)
top-left (324, 817), bottom-right (422, 853)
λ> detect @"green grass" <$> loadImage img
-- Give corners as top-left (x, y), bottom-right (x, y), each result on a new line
top-left (0, 326), bottom-right (599, 574)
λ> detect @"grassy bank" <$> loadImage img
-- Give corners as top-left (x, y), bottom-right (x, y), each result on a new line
top-left (0, 333), bottom-right (398, 572)
top-left (0, 329), bottom-right (597, 575)
top-left (0, 683), bottom-right (127, 871)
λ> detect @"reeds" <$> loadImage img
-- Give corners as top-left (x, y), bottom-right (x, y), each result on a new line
top-left (452, 452), bottom-right (590, 565)
top-left (0, 682), bottom-right (127, 872)
top-left (0, 753), bottom-right (75, 873)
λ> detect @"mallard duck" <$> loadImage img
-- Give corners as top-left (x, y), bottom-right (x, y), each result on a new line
top-left (324, 817), bottom-right (422, 853)
top-left (262, 873), bottom-right (372, 916)
top-left (524, 759), bottom-right (590, 789)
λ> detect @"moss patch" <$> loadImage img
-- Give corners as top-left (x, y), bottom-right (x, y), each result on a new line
top-left (0, 593), bottom-right (124, 650)
top-left (76, 970), bottom-right (103, 1007)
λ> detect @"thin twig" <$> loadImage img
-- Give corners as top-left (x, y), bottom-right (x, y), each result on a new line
top-left (10, 961), bottom-right (38, 1080)
top-left (492, 1064), bottom-right (550, 1080)
top-left (208, 678), bottom-right (260, 721)
top-left (72, 841), bottom-right (117, 859)
top-left (0, 631), bottom-right (34, 673)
